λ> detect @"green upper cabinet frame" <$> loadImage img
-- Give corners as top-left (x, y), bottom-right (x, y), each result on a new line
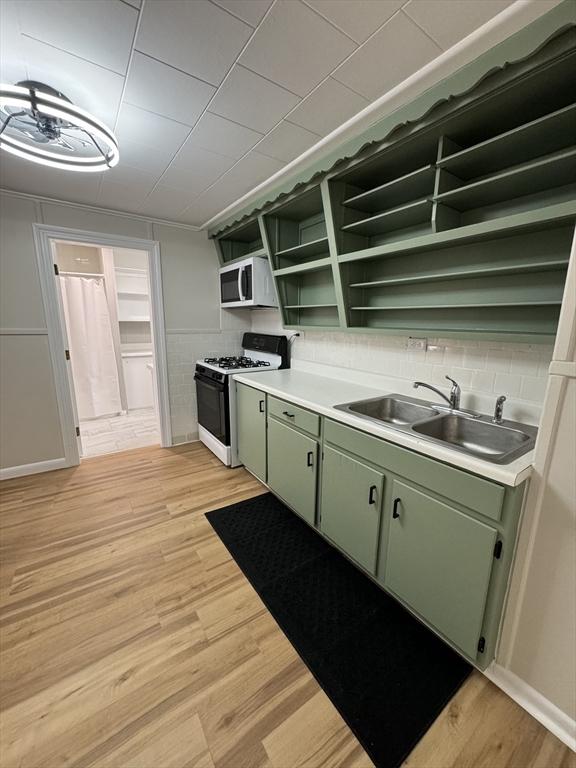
top-left (213, 218), bottom-right (266, 266)
top-left (210, 23), bottom-right (576, 342)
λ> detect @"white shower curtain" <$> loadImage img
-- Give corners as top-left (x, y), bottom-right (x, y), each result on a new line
top-left (60, 276), bottom-right (122, 420)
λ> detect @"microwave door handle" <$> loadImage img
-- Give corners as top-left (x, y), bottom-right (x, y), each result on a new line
top-left (238, 266), bottom-right (245, 301)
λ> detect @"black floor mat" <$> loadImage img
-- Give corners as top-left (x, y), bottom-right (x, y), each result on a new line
top-left (206, 493), bottom-right (471, 768)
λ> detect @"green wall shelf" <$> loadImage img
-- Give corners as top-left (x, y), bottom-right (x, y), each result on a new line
top-left (342, 165), bottom-right (436, 213)
top-left (342, 199), bottom-right (434, 238)
top-left (211, 29), bottom-right (576, 343)
top-left (434, 148), bottom-right (576, 213)
top-left (214, 218), bottom-right (263, 264)
top-left (274, 236), bottom-right (330, 260)
top-left (437, 102), bottom-right (576, 179)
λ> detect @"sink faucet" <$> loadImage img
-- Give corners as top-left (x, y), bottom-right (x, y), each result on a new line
top-left (493, 395), bottom-right (506, 424)
top-left (413, 375), bottom-right (461, 410)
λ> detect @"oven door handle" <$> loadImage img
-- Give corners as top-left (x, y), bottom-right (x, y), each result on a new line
top-left (238, 266), bottom-right (245, 302)
top-left (194, 373), bottom-right (226, 391)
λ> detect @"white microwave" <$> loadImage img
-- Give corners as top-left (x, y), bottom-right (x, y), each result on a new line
top-left (219, 256), bottom-right (278, 308)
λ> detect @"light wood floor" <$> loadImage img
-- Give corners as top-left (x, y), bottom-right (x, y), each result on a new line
top-left (0, 443), bottom-right (573, 768)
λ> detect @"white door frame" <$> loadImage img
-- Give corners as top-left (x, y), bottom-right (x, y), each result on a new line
top-left (33, 223), bottom-right (172, 467)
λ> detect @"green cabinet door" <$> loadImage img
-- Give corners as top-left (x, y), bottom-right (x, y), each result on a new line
top-left (383, 479), bottom-right (497, 659)
top-left (320, 446), bottom-right (384, 574)
top-left (267, 417), bottom-right (317, 525)
top-left (236, 383), bottom-right (266, 481)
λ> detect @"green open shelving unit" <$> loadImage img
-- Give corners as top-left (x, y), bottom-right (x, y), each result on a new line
top-left (211, 27), bottom-right (576, 343)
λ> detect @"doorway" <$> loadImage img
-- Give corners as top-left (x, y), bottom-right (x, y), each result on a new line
top-left (55, 241), bottom-right (160, 457)
top-left (34, 225), bottom-right (171, 467)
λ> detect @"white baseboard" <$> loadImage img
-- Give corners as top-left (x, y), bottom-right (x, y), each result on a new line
top-left (0, 457), bottom-right (69, 480)
top-left (486, 664), bottom-right (576, 750)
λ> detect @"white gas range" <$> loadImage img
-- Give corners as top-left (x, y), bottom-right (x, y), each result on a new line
top-left (194, 333), bottom-right (288, 466)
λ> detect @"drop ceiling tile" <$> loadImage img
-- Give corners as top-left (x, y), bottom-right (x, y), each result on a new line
top-left (404, 0), bottom-right (514, 50)
top-left (116, 137), bottom-right (177, 177)
top-left (115, 104), bottom-right (190, 157)
top-left (124, 52), bottom-right (215, 127)
top-left (180, 150), bottom-right (284, 226)
top-left (159, 142), bottom-right (236, 195)
top-left (189, 113), bottom-right (263, 160)
top-left (0, 0), bottom-right (26, 84)
top-left (0, 152), bottom-right (101, 205)
top-left (101, 163), bottom-right (160, 192)
top-left (98, 165), bottom-right (160, 212)
top-left (208, 151), bottom-right (284, 202)
top-left (177, 190), bottom-right (232, 227)
top-left (332, 12), bottom-right (441, 100)
top-left (98, 180), bottom-right (154, 214)
top-left (305, 0), bottom-right (405, 43)
top-left (136, 0), bottom-right (252, 86)
top-left (137, 185), bottom-right (197, 219)
top-left (286, 77), bottom-right (369, 136)
top-left (255, 121), bottom-right (320, 163)
top-left (209, 66), bottom-right (300, 133)
top-left (16, 0), bottom-right (137, 75)
top-left (239, 0), bottom-right (356, 97)
top-left (23, 37), bottom-right (124, 130)
top-left (212, 0), bottom-right (272, 27)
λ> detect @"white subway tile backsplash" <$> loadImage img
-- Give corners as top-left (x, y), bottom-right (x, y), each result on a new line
top-left (510, 350), bottom-right (540, 376)
top-left (425, 344), bottom-right (445, 366)
top-left (494, 372), bottom-right (522, 397)
top-left (486, 349), bottom-right (511, 373)
top-left (520, 376), bottom-right (548, 402)
top-left (449, 367), bottom-right (473, 389)
top-left (288, 329), bottom-right (551, 406)
top-left (471, 370), bottom-right (496, 393)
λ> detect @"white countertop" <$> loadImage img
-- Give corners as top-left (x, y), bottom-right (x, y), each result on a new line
top-left (233, 369), bottom-right (534, 487)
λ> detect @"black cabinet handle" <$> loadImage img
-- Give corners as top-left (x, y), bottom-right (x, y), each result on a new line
top-left (306, 451), bottom-right (314, 467)
top-left (392, 497), bottom-right (401, 519)
top-left (259, 399), bottom-right (265, 413)
top-left (283, 410), bottom-right (295, 418)
top-left (368, 485), bottom-right (377, 505)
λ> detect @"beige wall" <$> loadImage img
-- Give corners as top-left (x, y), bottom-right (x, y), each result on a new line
top-left (505, 375), bottom-right (576, 719)
top-left (113, 247), bottom-right (148, 271)
top-left (497, 248), bottom-right (576, 735)
top-left (0, 335), bottom-right (64, 466)
top-left (55, 243), bottom-right (102, 274)
top-left (0, 195), bottom-right (66, 470)
top-left (152, 223), bottom-right (220, 331)
top-left (0, 191), bottom-right (246, 470)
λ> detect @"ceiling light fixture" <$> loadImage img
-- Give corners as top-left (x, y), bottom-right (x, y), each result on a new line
top-left (0, 81), bottom-right (119, 172)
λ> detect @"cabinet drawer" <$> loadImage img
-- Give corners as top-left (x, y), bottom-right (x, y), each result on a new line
top-left (325, 419), bottom-right (505, 522)
top-left (268, 396), bottom-right (320, 436)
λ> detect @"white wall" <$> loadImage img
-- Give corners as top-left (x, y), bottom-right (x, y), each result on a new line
top-left (0, 191), bottom-right (251, 470)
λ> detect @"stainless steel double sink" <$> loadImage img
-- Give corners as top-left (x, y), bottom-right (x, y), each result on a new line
top-left (334, 394), bottom-right (537, 464)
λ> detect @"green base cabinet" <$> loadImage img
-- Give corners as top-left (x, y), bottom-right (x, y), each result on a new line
top-left (383, 479), bottom-right (498, 659)
top-left (236, 383), bottom-right (267, 481)
top-left (320, 445), bottom-right (384, 574)
top-left (267, 417), bottom-right (318, 525)
top-left (236, 384), bottom-right (526, 667)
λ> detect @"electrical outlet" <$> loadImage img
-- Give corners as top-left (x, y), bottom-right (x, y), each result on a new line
top-left (406, 337), bottom-right (427, 351)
